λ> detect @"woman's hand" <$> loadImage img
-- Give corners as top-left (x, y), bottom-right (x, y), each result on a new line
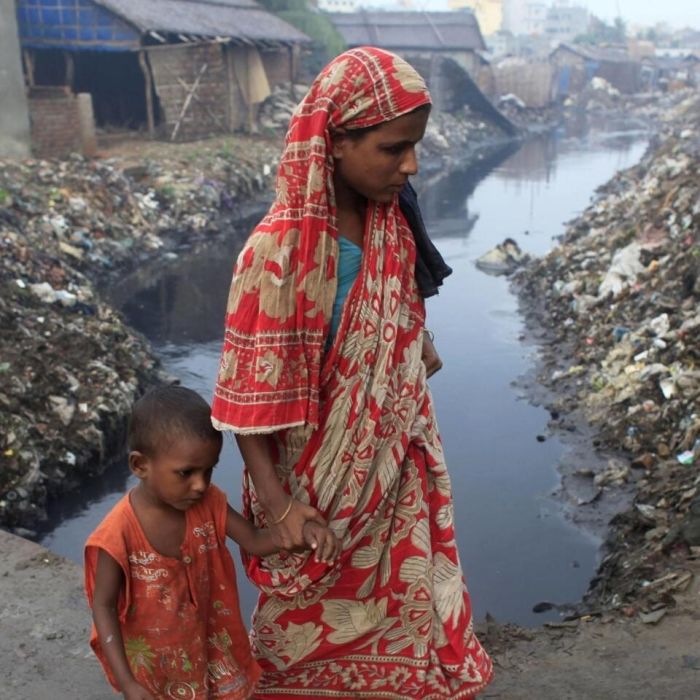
top-left (269, 498), bottom-right (327, 551)
top-left (422, 330), bottom-right (443, 378)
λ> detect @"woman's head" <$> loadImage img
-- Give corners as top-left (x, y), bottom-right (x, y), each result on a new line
top-left (277, 48), bottom-right (432, 207)
top-left (331, 103), bottom-right (430, 204)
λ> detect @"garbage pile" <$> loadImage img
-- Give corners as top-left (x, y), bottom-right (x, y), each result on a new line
top-left (420, 108), bottom-right (509, 167)
top-left (0, 137), bottom-right (279, 532)
top-left (259, 84), bottom-right (308, 133)
top-left (515, 93), bottom-right (700, 618)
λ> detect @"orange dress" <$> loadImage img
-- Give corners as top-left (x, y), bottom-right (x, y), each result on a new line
top-left (85, 485), bottom-right (260, 699)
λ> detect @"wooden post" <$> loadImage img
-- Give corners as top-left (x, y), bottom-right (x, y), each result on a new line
top-left (64, 51), bottom-right (75, 90)
top-left (23, 49), bottom-right (35, 87)
top-left (138, 50), bottom-right (155, 135)
top-left (171, 62), bottom-right (208, 141)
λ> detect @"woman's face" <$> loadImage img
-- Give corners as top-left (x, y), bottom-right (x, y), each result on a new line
top-left (332, 107), bottom-right (430, 204)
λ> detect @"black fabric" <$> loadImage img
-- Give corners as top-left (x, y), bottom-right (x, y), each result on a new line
top-left (399, 181), bottom-right (453, 298)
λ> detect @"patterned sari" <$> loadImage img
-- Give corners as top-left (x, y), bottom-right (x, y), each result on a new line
top-left (212, 47), bottom-right (493, 699)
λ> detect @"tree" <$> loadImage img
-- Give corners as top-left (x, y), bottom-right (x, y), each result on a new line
top-left (258, 0), bottom-right (346, 73)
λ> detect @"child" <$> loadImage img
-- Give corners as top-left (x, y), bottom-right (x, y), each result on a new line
top-left (85, 386), bottom-right (339, 700)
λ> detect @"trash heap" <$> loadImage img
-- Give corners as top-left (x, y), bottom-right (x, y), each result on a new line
top-left (259, 84), bottom-right (308, 133)
top-left (0, 138), bottom-right (279, 533)
top-left (419, 108), bottom-right (510, 167)
top-left (516, 93), bottom-right (700, 618)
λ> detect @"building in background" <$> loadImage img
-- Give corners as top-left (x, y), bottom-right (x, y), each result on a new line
top-left (316, 0), bottom-right (357, 13)
top-left (544, 1), bottom-right (589, 42)
top-left (447, 0), bottom-right (503, 37)
top-left (15, 0), bottom-right (309, 155)
top-left (326, 9), bottom-right (517, 135)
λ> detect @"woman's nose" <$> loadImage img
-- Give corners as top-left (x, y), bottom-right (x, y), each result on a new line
top-left (399, 147), bottom-right (418, 175)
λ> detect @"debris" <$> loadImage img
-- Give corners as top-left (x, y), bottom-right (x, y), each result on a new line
top-left (0, 134), bottom-right (282, 530)
top-left (514, 91), bottom-right (700, 615)
top-left (639, 608), bottom-right (667, 625)
top-left (476, 238), bottom-right (530, 276)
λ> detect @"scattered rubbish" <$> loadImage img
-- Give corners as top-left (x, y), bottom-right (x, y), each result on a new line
top-left (639, 608), bottom-right (667, 625)
top-left (476, 238), bottom-right (530, 276)
top-left (0, 135), bottom-right (282, 530)
top-left (514, 90), bottom-right (700, 616)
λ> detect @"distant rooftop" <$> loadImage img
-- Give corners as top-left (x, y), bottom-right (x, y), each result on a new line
top-left (327, 10), bottom-right (487, 52)
top-left (16, 0), bottom-right (309, 51)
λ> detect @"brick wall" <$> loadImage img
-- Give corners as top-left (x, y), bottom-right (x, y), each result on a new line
top-left (28, 87), bottom-right (83, 158)
top-left (147, 43), bottom-right (230, 141)
top-left (261, 48), bottom-right (293, 88)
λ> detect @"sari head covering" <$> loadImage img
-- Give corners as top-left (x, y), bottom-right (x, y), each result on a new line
top-left (212, 46), bottom-right (431, 434)
top-left (213, 47), bottom-right (493, 699)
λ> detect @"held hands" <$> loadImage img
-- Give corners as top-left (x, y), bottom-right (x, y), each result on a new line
top-left (269, 497), bottom-right (326, 550)
top-left (303, 521), bottom-right (341, 563)
top-left (422, 329), bottom-right (443, 378)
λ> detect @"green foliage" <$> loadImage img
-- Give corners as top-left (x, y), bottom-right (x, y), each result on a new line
top-left (257, 0), bottom-right (346, 67)
top-left (280, 10), bottom-right (345, 57)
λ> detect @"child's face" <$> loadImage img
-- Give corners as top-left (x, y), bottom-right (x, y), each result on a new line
top-left (132, 436), bottom-right (222, 511)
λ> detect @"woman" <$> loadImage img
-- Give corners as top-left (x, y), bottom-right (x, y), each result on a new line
top-left (212, 47), bottom-right (493, 698)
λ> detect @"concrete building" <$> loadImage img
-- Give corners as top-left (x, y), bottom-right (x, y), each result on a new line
top-left (544, 1), bottom-right (589, 42)
top-left (502, 0), bottom-right (549, 36)
top-left (317, 0), bottom-right (357, 12)
top-left (447, 0), bottom-right (503, 37)
top-left (0, 0), bottom-right (31, 158)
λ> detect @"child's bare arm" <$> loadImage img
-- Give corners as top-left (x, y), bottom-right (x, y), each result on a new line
top-left (303, 521), bottom-right (341, 563)
top-left (226, 504), bottom-right (277, 556)
top-left (92, 549), bottom-right (154, 700)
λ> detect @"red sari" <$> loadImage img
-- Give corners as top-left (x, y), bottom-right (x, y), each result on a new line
top-left (212, 47), bottom-right (493, 699)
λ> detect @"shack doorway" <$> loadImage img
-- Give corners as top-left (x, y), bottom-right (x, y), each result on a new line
top-left (28, 48), bottom-right (161, 132)
top-left (73, 51), bottom-right (161, 131)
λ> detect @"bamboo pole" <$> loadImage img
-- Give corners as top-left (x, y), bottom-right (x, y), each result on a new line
top-left (138, 50), bottom-right (155, 135)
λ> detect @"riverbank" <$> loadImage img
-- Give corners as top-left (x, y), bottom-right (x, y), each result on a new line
top-left (3, 529), bottom-right (699, 699)
top-left (0, 135), bottom-right (281, 531)
top-left (512, 91), bottom-right (700, 620)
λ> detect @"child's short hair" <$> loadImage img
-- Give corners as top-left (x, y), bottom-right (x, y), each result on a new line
top-left (128, 385), bottom-right (222, 456)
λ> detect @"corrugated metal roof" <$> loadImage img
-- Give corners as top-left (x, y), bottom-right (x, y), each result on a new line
top-left (551, 43), bottom-right (632, 65)
top-left (95, 0), bottom-right (310, 44)
top-left (17, 0), bottom-right (309, 51)
top-left (327, 10), bottom-right (486, 52)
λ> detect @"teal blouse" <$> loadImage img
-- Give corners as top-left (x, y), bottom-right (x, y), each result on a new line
top-left (329, 236), bottom-right (362, 342)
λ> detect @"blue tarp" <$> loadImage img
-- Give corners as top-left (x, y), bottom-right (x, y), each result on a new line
top-left (16, 0), bottom-right (140, 52)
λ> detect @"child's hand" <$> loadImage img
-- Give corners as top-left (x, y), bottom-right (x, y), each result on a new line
top-left (302, 521), bottom-right (341, 563)
top-left (122, 680), bottom-right (155, 700)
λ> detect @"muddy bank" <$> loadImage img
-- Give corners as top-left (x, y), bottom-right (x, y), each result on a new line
top-left (513, 91), bottom-right (700, 618)
top-left (0, 135), bottom-right (281, 531)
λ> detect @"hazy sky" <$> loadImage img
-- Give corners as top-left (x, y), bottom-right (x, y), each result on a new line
top-left (585, 0), bottom-right (700, 28)
top-left (403, 1), bottom-right (700, 30)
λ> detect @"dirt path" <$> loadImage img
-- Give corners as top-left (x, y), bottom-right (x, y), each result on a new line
top-left (483, 566), bottom-right (700, 699)
top-left (2, 530), bottom-right (698, 699)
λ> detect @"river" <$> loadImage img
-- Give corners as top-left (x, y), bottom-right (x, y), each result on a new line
top-left (40, 124), bottom-right (648, 626)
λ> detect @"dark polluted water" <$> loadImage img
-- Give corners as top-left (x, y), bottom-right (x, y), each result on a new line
top-left (41, 127), bottom-right (648, 627)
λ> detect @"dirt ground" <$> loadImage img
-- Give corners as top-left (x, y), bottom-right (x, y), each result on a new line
top-left (2, 529), bottom-right (698, 700)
